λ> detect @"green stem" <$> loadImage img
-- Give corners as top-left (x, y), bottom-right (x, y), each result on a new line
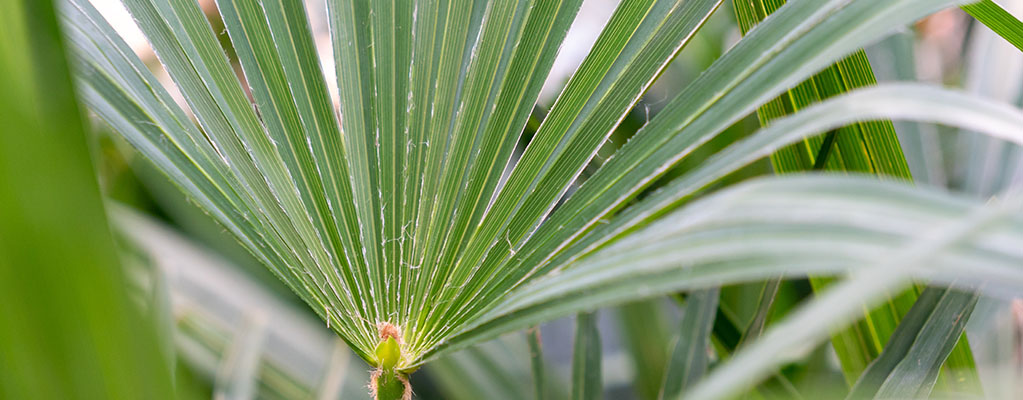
top-left (373, 370), bottom-right (409, 400)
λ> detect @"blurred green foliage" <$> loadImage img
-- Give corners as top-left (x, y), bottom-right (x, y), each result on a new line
top-left (0, 1), bottom-right (172, 398)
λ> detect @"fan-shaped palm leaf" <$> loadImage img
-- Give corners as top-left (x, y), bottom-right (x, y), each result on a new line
top-left (58, 0), bottom-right (1023, 397)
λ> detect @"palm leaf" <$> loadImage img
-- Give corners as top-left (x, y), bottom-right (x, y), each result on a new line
top-left (60, 0), bottom-right (1021, 396)
top-left (685, 177), bottom-right (1023, 399)
top-left (424, 83), bottom-right (1023, 358)
top-left (732, 0), bottom-right (977, 389)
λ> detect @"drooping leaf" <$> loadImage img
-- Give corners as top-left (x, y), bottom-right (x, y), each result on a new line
top-left (685, 186), bottom-right (1022, 400)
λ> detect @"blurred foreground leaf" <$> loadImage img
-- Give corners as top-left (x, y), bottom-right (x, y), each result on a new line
top-left (0, 0), bottom-right (172, 398)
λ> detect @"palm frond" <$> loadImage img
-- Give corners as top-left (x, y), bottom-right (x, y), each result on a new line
top-left (424, 83), bottom-right (1023, 359)
top-left (59, 0), bottom-right (1023, 397)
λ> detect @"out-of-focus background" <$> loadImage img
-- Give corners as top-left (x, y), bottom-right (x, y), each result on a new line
top-left (81, 0), bottom-right (1023, 398)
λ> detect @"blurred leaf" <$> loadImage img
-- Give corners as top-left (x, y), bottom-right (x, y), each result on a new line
top-left (686, 184), bottom-right (1021, 399)
top-left (957, 1), bottom-right (1023, 197)
top-left (617, 300), bottom-right (672, 400)
top-left (116, 208), bottom-right (372, 399)
top-left (0, 0), bottom-right (172, 398)
top-left (573, 312), bottom-right (602, 400)
top-left (866, 32), bottom-right (948, 186)
top-left (528, 327), bottom-right (546, 400)
top-left (732, 0), bottom-right (933, 385)
top-left (660, 289), bottom-right (719, 400)
top-left (424, 330), bottom-right (571, 400)
top-left (736, 280), bottom-right (781, 347)
top-left (426, 339), bottom-right (532, 400)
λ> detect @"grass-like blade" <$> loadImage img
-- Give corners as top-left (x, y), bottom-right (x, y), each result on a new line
top-left (847, 287), bottom-right (980, 399)
top-left (528, 327), bottom-right (546, 400)
top-left (962, 0), bottom-right (1023, 52)
top-left (660, 289), bottom-right (719, 400)
top-left (616, 300), bottom-right (672, 399)
top-left (573, 312), bottom-right (603, 400)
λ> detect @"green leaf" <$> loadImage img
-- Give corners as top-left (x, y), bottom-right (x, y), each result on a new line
top-left (489, 0), bottom-right (971, 305)
top-left (426, 0), bottom-right (724, 345)
top-left (0, 0), bottom-right (172, 398)
top-left (962, 0), bottom-right (1023, 52)
top-left (733, 1), bottom-right (912, 179)
top-left (65, 1), bottom-right (1014, 392)
top-left (732, 0), bottom-right (978, 388)
top-left (735, 280), bottom-right (780, 347)
top-left (660, 289), bottom-right (719, 400)
top-left (685, 186), bottom-right (1022, 399)
top-left (616, 300), bottom-right (673, 400)
top-left (528, 327), bottom-right (546, 400)
top-left (424, 83), bottom-right (1023, 360)
top-left (573, 312), bottom-right (603, 400)
top-left (847, 287), bottom-right (980, 399)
